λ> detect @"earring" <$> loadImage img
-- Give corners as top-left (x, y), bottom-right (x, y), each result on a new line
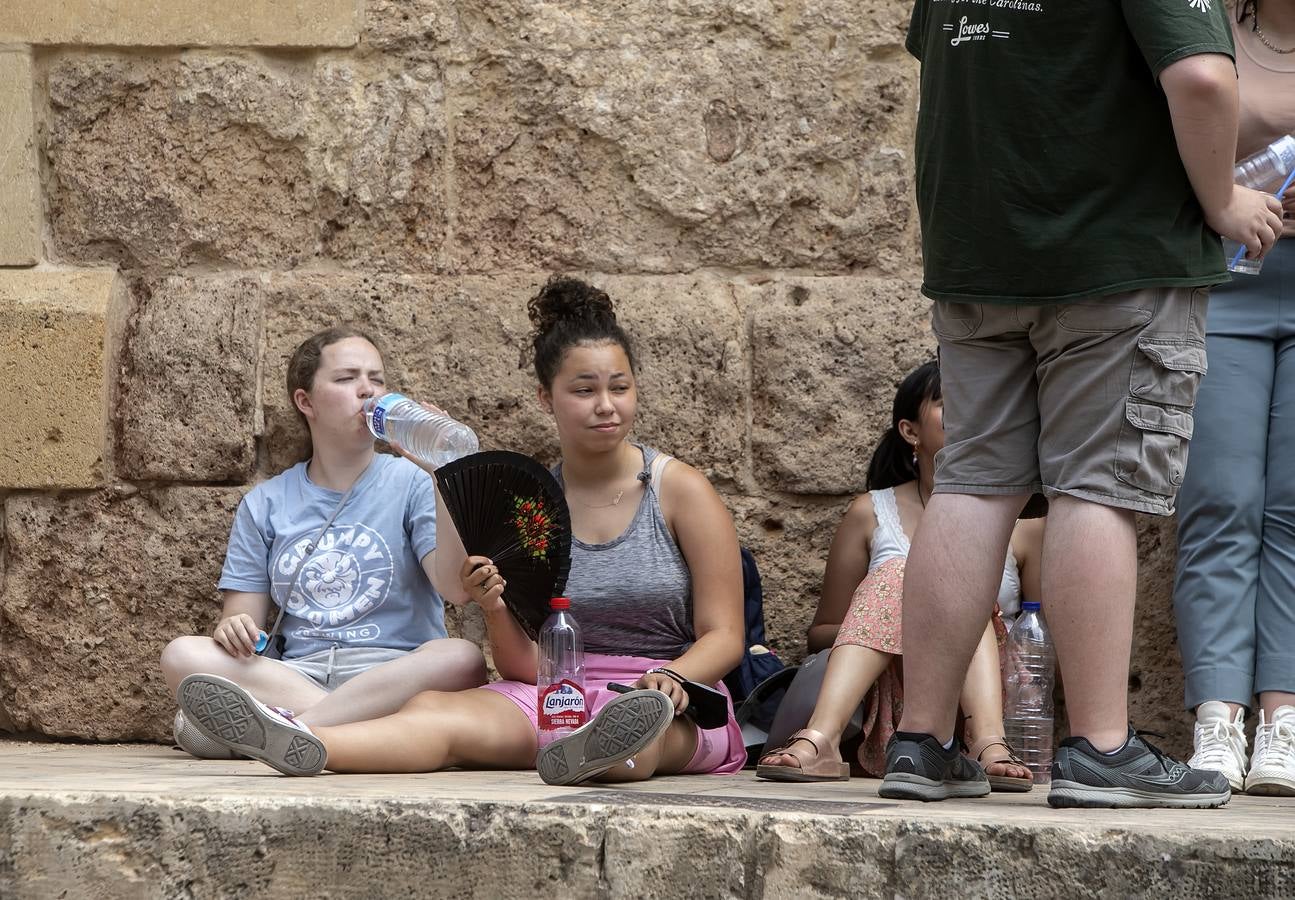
top-left (911, 442), bottom-right (919, 467)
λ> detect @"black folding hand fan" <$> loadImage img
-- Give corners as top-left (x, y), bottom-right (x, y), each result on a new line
top-left (434, 450), bottom-right (572, 641)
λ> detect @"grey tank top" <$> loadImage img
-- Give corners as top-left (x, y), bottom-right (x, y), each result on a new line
top-left (554, 444), bottom-right (694, 658)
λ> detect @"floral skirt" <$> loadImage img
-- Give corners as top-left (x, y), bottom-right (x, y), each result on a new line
top-left (831, 557), bottom-right (1007, 777)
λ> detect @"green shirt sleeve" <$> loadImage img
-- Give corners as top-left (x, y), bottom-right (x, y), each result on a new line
top-left (1121, 0), bottom-right (1235, 78)
top-left (905, 0), bottom-right (926, 62)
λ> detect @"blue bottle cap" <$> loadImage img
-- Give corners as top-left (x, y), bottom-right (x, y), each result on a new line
top-left (254, 632), bottom-right (269, 653)
top-left (1021, 601), bottom-right (1041, 611)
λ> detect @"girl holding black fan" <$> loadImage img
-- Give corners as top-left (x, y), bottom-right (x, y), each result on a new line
top-left (177, 277), bottom-right (748, 782)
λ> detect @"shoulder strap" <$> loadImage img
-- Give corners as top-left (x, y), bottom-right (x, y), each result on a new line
top-left (258, 479), bottom-right (359, 656)
top-left (648, 450), bottom-right (673, 490)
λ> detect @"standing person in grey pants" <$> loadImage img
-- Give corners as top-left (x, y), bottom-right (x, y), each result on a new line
top-left (1174, 0), bottom-right (1295, 799)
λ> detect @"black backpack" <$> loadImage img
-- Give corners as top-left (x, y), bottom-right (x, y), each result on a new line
top-left (723, 548), bottom-right (786, 704)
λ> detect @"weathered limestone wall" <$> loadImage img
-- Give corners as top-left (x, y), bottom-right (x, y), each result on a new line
top-left (0, 1), bottom-right (1191, 751)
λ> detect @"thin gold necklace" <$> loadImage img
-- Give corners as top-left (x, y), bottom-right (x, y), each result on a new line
top-left (571, 488), bottom-right (626, 509)
top-left (1254, 14), bottom-right (1295, 54)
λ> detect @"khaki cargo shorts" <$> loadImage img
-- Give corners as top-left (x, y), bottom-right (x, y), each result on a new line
top-left (931, 286), bottom-right (1209, 517)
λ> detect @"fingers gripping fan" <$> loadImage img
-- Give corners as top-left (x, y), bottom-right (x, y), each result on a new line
top-left (434, 451), bottom-right (572, 641)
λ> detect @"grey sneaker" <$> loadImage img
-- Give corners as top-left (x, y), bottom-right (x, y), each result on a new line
top-left (537, 689), bottom-right (674, 786)
top-left (878, 732), bottom-right (990, 801)
top-left (178, 674), bottom-right (326, 776)
top-left (1048, 729), bottom-right (1231, 809)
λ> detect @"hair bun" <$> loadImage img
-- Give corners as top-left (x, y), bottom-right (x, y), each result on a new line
top-left (527, 275), bottom-right (617, 335)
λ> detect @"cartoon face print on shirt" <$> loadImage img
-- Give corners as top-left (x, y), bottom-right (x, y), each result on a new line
top-left (272, 522), bottom-right (393, 638)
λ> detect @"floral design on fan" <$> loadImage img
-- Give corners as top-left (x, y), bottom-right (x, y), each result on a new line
top-left (512, 495), bottom-right (556, 559)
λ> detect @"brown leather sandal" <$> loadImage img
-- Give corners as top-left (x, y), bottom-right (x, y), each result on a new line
top-left (968, 735), bottom-right (1034, 793)
top-left (755, 728), bottom-right (850, 782)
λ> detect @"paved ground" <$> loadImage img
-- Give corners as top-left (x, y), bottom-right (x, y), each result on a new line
top-left (1, 740), bottom-right (1293, 898)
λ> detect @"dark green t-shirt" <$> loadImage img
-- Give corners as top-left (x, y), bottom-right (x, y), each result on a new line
top-left (907, 0), bottom-right (1235, 304)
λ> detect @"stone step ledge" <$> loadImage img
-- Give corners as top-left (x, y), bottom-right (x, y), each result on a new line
top-left (1, 743), bottom-right (1292, 898)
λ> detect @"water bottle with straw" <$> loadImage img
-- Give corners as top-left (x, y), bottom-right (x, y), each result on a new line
top-left (1225, 134), bottom-right (1295, 275)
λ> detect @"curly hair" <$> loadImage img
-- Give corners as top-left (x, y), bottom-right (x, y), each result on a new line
top-left (526, 276), bottom-right (637, 388)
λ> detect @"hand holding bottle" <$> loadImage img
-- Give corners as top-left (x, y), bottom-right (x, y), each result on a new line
top-left (365, 393), bottom-right (479, 469)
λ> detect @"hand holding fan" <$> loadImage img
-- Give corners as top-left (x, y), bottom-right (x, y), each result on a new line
top-left (434, 451), bottom-right (572, 641)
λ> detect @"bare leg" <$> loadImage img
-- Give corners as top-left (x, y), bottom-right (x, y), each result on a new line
top-left (1043, 496), bottom-right (1136, 751)
top-left (896, 493), bottom-right (1024, 743)
top-left (318, 688), bottom-right (538, 773)
top-left (161, 635), bottom-right (327, 712)
top-left (298, 639), bottom-right (488, 727)
top-left (1260, 692), bottom-right (1295, 719)
top-left (959, 622), bottom-right (1029, 778)
top-left (761, 645), bottom-right (893, 768)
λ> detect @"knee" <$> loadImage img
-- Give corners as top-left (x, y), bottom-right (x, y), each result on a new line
top-left (400, 689), bottom-right (452, 716)
top-left (160, 635), bottom-right (220, 690)
top-left (417, 638), bottom-right (488, 688)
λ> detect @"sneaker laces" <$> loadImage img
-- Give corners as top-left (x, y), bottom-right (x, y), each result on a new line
top-left (1193, 720), bottom-right (1242, 769)
top-left (1256, 719), bottom-right (1295, 768)
top-left (1133, 729), bottom-right (1180, 776)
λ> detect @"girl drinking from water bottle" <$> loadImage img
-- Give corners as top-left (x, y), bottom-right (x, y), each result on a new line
top-left (174, 277), bottom-right (748, 783)
top-left (161, 326), bottom-right (488, 757)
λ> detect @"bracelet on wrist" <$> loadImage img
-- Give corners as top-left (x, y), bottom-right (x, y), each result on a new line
top-left (645, 666), bottom-right (687, 685)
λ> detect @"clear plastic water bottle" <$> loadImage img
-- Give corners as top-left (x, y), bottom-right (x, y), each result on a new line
top-left (537, 597), bottom-right (587, 749)
top-left (1003, 600), bottom-right (1056, 784)
top-left (1225, 134), bottom-right (1295, 275)
top-left (1234, 134), bottom-right (1295, 192)
top-left (363, 393), bottom-right (479, 468)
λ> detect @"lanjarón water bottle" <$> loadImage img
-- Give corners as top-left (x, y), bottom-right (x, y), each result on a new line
top-left (537, 597), bottom-right (587, 749)
top-left (1004, 600), bottom-right (1056, 784)
top-left (364, 393), bottom-right (479, 468)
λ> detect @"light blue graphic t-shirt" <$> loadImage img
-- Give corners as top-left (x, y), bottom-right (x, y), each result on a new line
top-left (218, 454), bottom-right (445, 658)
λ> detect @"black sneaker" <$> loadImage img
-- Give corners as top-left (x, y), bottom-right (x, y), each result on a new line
top-left (1048, 728), bottom-right (1231, 809)
top-left (878, 731), bottom-right (990, 801)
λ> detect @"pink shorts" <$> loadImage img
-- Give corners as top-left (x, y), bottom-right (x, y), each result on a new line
top-left (482, 653), bottom-right (746, 775)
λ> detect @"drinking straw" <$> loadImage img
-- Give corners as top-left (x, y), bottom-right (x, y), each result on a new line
top-left (1230, 166), bottom-right (1295, 270)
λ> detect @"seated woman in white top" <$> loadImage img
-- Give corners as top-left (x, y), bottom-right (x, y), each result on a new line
top-left (757, 361), bottom-right (1044, 787)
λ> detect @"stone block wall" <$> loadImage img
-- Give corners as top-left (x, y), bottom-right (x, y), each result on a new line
top-left (0, 1), bottom-right (1192, 751)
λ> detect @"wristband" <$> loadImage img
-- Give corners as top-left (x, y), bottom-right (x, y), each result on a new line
top-left (645, 666), bottom-right (687, 685)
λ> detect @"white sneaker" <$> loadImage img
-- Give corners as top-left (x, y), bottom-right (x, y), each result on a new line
top-left (1246, 705), bottom-right (1295, 797)
top-left (1187, 701), bottom-right (1247, 792)
top-left (173, 709), bottom-right (237, 760)
top-left (178, 674), bottom-right (326, 776)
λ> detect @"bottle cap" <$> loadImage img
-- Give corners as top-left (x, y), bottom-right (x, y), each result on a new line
top-left (550, 596), bottom-right (570, 610)
top-left (1021, 601), bottom-right (1041, 611)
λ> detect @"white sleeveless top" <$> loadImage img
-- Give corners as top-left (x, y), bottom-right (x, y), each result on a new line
top-left (867, 487), bottom-right (1022, 617)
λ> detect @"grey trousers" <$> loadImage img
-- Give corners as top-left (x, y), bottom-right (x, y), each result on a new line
top-left (1174, 238), bottom-right (1295, 710)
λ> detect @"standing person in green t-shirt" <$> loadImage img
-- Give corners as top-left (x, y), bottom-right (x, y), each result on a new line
top-left (881, 0), bottom-right (1285, 809)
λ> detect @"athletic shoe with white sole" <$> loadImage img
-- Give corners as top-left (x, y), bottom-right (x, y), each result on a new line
top-left (178, 674), bottom-right (326, 776)
top-left (1048, 728), bottom-right (1230, 809)
top-left (1245, 706), bottom-right (1295, 797)
top-left (1187, 701), bottom-right (1247, 793)
top-left (537, 689), bottom-right (674, 786)
top-left (878, 731), bottom-right (990, 802)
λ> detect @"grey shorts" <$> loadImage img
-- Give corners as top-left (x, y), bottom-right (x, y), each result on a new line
top-left (931, 286), bottom-right (1209, 516)
top-left (278, 646), bottom-right (409, 690)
